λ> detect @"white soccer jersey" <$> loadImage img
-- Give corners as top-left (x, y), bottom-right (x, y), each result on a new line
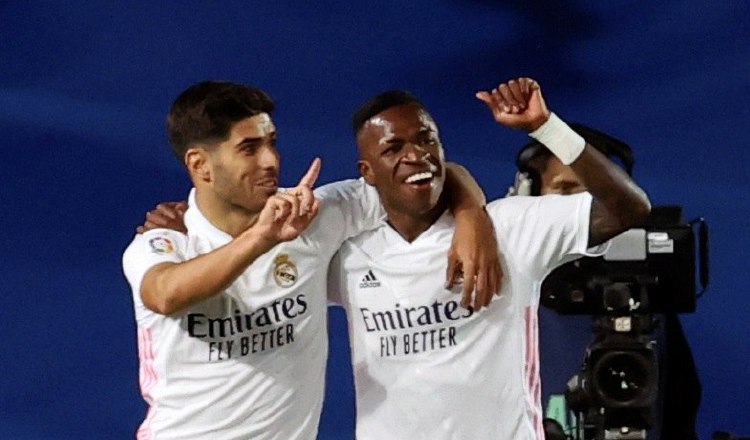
top-left (122, 179), bottom-right (382, 440)
top-left (328, 192), bottom-right (603, 440)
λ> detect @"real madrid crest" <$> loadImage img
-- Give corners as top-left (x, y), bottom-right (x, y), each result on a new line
top-left (273, 253), bottom-right (298, 287)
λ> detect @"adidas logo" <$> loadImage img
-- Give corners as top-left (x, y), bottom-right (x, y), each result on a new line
top-left (358, 270), bottom-right (381, 288)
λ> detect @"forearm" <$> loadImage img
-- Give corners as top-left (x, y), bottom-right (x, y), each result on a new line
top-left (530, 114), bottom-right (651, 245)
top-left (442, 163), bottom-right (503, 309)
top-left (141, 229), bottom-right (277, 314)
top-left (475, 77), bottom-right (650, 243)
top-left (571, 145), bottom-right (651, 228)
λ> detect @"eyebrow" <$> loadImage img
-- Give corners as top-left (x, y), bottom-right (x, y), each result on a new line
top-left (383, 127), bottom-right (434, 143)
top-left (416, 127), bottom-right (437, 139)
top-left (236, 133), bottom-right (276, 146)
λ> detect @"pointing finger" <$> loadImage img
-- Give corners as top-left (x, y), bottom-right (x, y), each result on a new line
top-left (298, 157), bottom-right (321, 188)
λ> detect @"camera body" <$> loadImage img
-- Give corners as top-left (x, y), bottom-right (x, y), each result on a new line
top-left (541, 206), bottom-right (707, 440)
top-left (541, 206), bottom-right (698, 316)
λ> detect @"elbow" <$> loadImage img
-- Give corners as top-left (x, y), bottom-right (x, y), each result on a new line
top-left (633, 193), bottom-right (652, 227)
top-left (149, 300), bottom-right (180, 316)
top-left (637, 199), bottom-right (652, 226)
top-left (141, 287), bottom-right (185, 316)
top-left (622, 197), bottom-right (652, 230)
top-left (140, 264), bottom-right (189, 315)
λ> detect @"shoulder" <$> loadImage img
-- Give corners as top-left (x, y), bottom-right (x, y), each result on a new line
top-left (313, 178), bottom-right (381, 215)
top-left (122, 230), bottom-right (189, 311)
top-left (305, 178), bottom-right (385, 243)
top-left (123, 229), bottom-right (188, 269)
top-left (486, 193), bottom-right (591, 224)
top-left (484, 195), bottom-right (539, 227)
top-left (313, 177), bottom-right (372, 202)
top-left (335, 225), bottom-right (390, 265)
top-left (338, 225), bottom-right (383, 251)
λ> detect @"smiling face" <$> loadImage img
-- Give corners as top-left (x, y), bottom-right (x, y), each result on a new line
top-left (189, 113), bottom-right (280, 215)
top-left (356, 103), bottom-right (446, 219)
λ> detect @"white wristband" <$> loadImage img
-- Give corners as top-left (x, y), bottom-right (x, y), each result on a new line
top-left (528, 113), bottom-right (585, 165)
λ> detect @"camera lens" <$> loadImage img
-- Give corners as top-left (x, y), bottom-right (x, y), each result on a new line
top-left (591, 350), bottom-right (654, 407)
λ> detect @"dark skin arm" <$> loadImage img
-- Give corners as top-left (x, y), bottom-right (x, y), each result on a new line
top-left (444, 163), bottom-right (503, 309)
top-left (476, 77), bottom-right (651, 246)
top-left (135, 201), bottom-right (187, 234)
top-left (569, 147), bottom-right (650, 246)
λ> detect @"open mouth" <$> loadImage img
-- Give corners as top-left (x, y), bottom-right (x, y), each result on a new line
top-left (255, 178), bottom-right (279, 192)
top-left (403, 162), bottom-right (438, 187)
top-left (404, 171), bottom-right (434, 185)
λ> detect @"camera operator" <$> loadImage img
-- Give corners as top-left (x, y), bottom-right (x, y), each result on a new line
top-left (508, 125), bottom-right (701, 440)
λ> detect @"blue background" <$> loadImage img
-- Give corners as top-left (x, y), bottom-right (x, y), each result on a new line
top-left (1, 1), bottom-right (748, 439)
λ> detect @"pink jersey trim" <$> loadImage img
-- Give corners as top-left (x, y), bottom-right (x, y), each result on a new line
top-left (525, 305), bottom-right (544, 440)
top-left (136, 327), bottom-right (158, 440)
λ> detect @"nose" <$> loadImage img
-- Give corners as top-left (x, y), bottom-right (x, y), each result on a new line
top-left (401, 142), bottom-right (429, 162)
top-left (256, 144), bottom-right (280, 169)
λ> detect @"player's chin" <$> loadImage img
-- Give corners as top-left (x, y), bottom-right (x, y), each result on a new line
top-left (400, 190), bottom-right (435, 211)
top-left (245, 188), bottom-right (276, 211)
top-left (404, 180), bottom-right (442, 201)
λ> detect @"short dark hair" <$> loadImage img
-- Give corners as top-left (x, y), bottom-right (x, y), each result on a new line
top-left (166, 81), bottom-right (275, 161)
top-left (351, 90), bottom-right (426, 136)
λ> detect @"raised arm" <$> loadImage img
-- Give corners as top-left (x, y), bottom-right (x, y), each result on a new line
top-left (476, 77), bottom-right (651, 246)
top-left (139, 160), bottom-right (321, 315)
top-left (137, 159), bottom-right (322, 235)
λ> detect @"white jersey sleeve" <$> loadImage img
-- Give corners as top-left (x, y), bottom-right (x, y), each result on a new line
top-left (313, 178), bottom-right (385, 242)
top-left (486, 192), bottom-right (602, 280)
top-left (122, 229), bottom-right (188, 325)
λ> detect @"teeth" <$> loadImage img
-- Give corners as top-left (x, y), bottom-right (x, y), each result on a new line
top-left (405, 171), bottom-right (433, 184)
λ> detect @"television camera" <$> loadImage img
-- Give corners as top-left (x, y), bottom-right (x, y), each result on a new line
top-left (541, 206), bottom-right (708, 440)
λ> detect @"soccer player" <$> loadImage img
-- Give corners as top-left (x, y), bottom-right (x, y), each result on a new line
top-left (122, 80), bottom-right (500, 439)
top-left (327, 77), bottom-right (651, 439)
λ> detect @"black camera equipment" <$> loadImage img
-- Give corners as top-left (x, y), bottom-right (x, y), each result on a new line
top-left (540, 205), bottom-right (709, 440)
top-left (712, 431), bottom-right (750, 440)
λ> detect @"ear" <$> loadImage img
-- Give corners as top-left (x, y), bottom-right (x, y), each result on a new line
top-left (357, 160), bottom-right (375, 186)
top-left (185, 148), bottom-right (211, 183)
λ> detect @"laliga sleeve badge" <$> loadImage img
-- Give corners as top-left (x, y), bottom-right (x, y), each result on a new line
top-left (149, 236), bottom-right (175, 254)
top-left (273, 254), bottom-right (298, 287)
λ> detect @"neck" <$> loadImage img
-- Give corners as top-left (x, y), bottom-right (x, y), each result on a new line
top-left (384, 197), bottom-right (448, 243)
top-left (194, 190), bottom-right (261, 238)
